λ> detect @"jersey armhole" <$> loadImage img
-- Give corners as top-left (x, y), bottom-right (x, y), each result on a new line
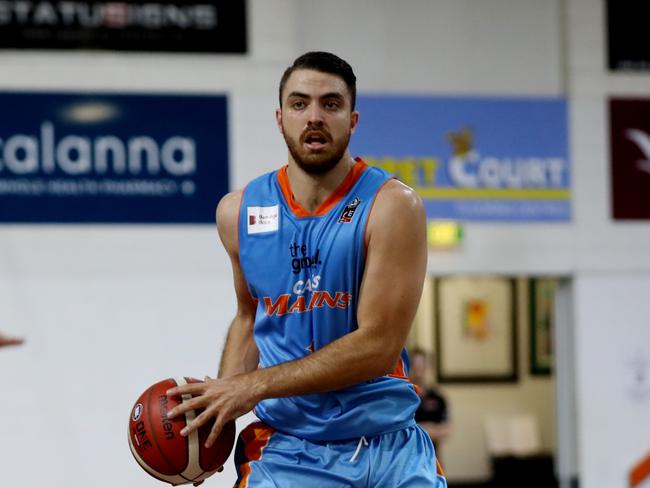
top-left (362, 176), bottom-right (397, 260)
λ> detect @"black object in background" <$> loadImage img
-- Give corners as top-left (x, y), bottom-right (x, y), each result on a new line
top-left (607, 0), bottom-right (650, 71)
top-left (0, 1), bottom-right (247, 53)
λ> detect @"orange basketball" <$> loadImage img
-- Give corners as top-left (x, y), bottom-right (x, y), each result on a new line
top-left (128, 378), bottom-right (236, 486)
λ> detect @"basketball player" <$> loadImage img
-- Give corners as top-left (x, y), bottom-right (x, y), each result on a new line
top-left (167, 52), bottom-right (447, 487)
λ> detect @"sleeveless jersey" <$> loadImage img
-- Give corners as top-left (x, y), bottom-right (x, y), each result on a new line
top-left (238, 158), bottom-right (420, 441)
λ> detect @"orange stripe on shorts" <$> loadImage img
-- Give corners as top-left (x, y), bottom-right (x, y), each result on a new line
top-left (436, 458), bottom-right (446, 477)
top-left (237, 422), bottom-right (274, 488)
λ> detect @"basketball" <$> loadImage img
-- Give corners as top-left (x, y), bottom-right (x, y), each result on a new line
top-left (128, 377), bottom-right (236, 486)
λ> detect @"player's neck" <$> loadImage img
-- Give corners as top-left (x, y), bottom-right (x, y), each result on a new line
top-left (286, 153), bottom-right (356, 213)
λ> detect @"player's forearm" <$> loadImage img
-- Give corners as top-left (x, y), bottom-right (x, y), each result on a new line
top-left (246, 326), bottom-right (399, 402)
top-left (218, 314), bottom-right (258, 379)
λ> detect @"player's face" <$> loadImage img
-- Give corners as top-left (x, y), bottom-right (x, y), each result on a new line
top-left (277, 69), bottom-right (359, 175)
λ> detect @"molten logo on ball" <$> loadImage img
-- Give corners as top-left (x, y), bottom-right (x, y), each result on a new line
top-left (158, 394), bottom-right (175, 440)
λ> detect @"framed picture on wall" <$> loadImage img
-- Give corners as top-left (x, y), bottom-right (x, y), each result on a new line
top-left (529, 278), bottom-right (556, 376)
top-left (435, 276), bottom-right (518, 383)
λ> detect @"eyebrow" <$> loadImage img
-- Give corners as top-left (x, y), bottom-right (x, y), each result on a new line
top-left (286, 91), bottom-right (346, 101)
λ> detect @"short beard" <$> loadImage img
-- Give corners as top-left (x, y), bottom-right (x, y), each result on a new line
top-left (283, 125), bottom-right (350, 176)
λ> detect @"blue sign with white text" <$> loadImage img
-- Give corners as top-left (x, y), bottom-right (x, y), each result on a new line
top-left (0, 92), bottom-right (229, 223)
top-left (351, 95), bottom-right (570, 221)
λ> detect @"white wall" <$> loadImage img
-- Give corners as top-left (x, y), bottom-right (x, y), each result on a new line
top-left (575, 274), bottom-right (650, 488)
top-left (1, 1), bottom-right (649, 487)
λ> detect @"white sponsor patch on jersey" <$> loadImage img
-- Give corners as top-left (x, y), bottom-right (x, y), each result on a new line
top-left (247, 205), bottom-right (279, 234)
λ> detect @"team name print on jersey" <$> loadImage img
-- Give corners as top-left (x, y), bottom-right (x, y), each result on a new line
top-left (263, 289), bottom-right (353, 317)
top-left (264, 276), bottom-right (352, 317)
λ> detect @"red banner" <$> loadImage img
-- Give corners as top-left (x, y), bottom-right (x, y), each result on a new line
top-left (609, 98), bottom-right (650, 219)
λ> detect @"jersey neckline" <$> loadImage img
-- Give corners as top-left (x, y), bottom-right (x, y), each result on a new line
top-left (276, 157), bottom-right (368, 218)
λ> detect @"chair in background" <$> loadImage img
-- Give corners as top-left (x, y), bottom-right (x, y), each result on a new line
top-left (484, 414), bottom-right (556, 487)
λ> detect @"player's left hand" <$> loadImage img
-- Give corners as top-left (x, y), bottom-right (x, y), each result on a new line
top-left (166, 374), bottom-right (258, 448)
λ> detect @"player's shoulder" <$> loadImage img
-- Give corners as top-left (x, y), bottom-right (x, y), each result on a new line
top-left (365, 179), bottom-right (425, 245)
top-left (215, 190), bottom-right (245, 250)
top-left (215, 190), bottom-right (244, 253)
top-left (216, 189), bottom-right (244, 223)
top-left (373, 178), bottom-right (424, 217)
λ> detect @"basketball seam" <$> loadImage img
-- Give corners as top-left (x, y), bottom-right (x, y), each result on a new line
top-left (180, 376), bottom-right (205, 481)
top-left (147, 378), bottom-right (194, 484)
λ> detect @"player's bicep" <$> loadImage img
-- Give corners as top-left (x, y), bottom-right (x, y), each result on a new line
top-left (356, 181), bottom-right (427, 362)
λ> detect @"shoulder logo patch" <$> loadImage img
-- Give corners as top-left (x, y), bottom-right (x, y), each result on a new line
top-left (247, 205), bottom-right (279, 234)
top-left (338, 197), bottom-right (361, 223)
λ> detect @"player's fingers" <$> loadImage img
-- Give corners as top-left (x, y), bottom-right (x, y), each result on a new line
top-left (181, 401), bottom-right (221, 436)
top-left (182, 407), bottom-right (214, 436)
top-left (167, 395), bottom-right (205, 419)
top-left (205, 418), bottom-right (225, 448)
top-left (166, 382), bottom-right (205, 398)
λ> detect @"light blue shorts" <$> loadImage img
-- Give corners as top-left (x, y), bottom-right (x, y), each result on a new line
top-left (234, 421), bottom-right (447, 487)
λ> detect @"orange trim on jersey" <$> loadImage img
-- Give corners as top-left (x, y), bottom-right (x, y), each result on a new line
top-left (276, 158), bottom-right (368, 218)
top-left (388, 357), bottom-right (420, 395)
top-left (237, 422), bottom-right (274, 488)
top-left (390, 357), bottom-right (407, 378)
top-left (630, 452), bottom-right (650, 488)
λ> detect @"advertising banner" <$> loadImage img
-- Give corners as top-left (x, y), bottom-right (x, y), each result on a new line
top-left (607, 1), bottom-right (650, 71)
top-left (610, 98), bottom-right (650, 220)
top-left (351, 95), bottom-right (570, 222)
top-left (0, 1), bottom-right (247, 53)
top-left (0, 92), bottom-right (229, 223)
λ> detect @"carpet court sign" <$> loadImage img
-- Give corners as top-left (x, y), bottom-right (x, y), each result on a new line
top-left (351, 95), bottom-right (570, 222)
top-left (0, 92), bottom-right (229, 223)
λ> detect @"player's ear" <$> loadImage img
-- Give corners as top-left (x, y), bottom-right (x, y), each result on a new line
top-left (276, 108), bottom-right (284, 134)
top-left (350, 111), bottom-right (359, 135)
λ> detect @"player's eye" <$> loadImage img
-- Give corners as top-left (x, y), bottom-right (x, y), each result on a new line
top-left (324, 100), bottom-right (340, 109)
top-left (291, 100), bottom-right (305, 109)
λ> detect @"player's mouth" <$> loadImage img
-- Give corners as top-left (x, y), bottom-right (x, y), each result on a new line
top-left (303, 132), bottom-right (330, 151)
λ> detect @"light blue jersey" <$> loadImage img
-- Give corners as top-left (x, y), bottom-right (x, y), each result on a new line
top-left (238, 158), bottom-right (420, 442)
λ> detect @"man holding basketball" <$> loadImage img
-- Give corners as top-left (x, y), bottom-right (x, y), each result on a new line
top-left (167, 52), bottom-right (447, 487)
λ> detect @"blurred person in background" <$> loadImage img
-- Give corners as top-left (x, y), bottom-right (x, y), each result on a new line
top-left (409, 348), bottom-right (451, 459)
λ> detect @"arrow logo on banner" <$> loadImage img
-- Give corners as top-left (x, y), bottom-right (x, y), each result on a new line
top-left (625, 129), bottom-right (650, 174)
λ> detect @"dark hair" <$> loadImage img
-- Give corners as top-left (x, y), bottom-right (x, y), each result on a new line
top-left (410, 348), bottom-right (427, 358)
top-left (279, 51), bottom-right (357, 110)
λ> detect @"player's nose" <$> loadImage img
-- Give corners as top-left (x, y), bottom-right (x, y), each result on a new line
top-left (306, 103), bottom-right (325, 124)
